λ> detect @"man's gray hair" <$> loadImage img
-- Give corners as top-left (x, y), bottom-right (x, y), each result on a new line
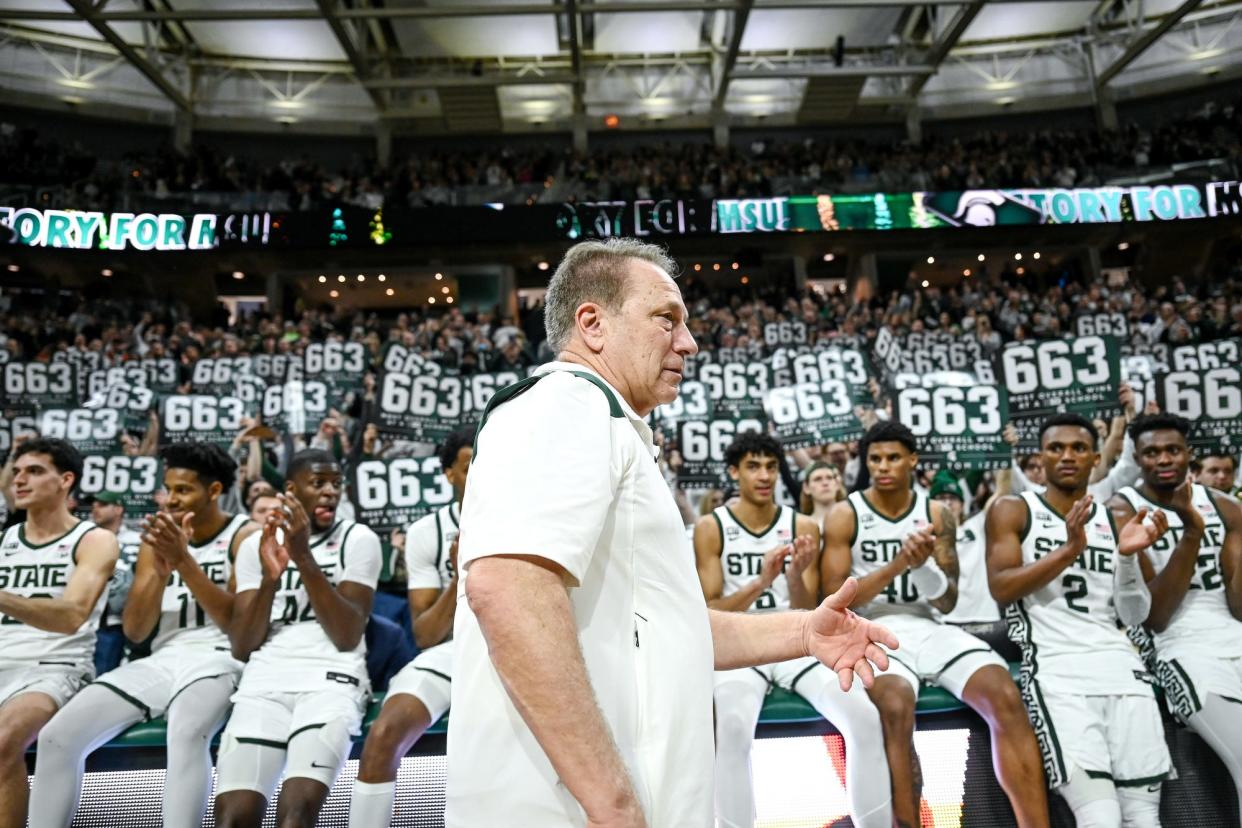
top-left (543, 237), bottom-right (678, 354)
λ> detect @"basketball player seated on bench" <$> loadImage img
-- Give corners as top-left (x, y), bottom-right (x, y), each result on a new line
top-left (213, 449), bottom-right (382, 828)
top-left (1112, 414), bottom-right (1242, 817)
top-left (0, 438), bottom-right (117, 827)
top-left (696, 431), bottom-right (891, 828)
top-left (823, 421), bottom-right (1048, 828)
top-left (988, 413), bottom-right (1173, 827)
top-left (349, 427), bottom-right (474, 828)
top-left (30, 442), bottom-right (256, 828)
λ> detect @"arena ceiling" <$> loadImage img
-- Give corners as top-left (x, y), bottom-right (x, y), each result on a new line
top-left (0, 0), bottom-right (1239, 136)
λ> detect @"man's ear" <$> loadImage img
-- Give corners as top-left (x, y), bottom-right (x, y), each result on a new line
top-left (576, 302), bottom-right (607, 353)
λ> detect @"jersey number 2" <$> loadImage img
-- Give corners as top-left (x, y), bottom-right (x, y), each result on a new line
top-left (1062, 574), bottom-right (1089, 613)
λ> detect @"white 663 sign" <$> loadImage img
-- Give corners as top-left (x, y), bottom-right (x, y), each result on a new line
top-left (674, 418), bottom-right (764, 488)
top-left (1156, 367), bottom-right (1242, 451)
top-left (1, 362), bottom-right (77, 409)
top-left (161, 395), bottom-right (245, 448)
top-left (764, 381), bottom-right (861, 448)
top-left (39, 409), bottom-right (122, 455)
top-left (262, 381), bottom-right (329, 433)
top-left (374, 371), bottom-right (519, 444)
top-left (998, 335), bottom-right (1120, 421)
top-left (897, 384), bottom-right (1009, 470)
top-left (78, 455), bottom-right (162, 515)
top-left (352, 457), bottom-right (453, 532)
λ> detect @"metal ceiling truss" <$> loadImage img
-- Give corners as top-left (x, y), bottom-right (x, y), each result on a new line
top-left (314, 0), bottom-right (388, 113)
top-left (61, 0), bottom-right (191, 111)
top-left (1095, 0), bottom-right (1204, 87)
top-left (0, 0), bottom-right (1238, 127)
top-left (0, 0), bottom-right (1129, 24)
top-left (905, 1), bottom-right (985, 99)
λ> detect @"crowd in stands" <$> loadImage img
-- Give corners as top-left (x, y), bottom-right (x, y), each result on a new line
top-left (2, 92), bottom-right (1238, 212)
top-left (3, 267), bottom-right (1240, 537)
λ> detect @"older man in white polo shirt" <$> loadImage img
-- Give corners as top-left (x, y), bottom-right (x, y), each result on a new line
top-left (447, 238), bottom-right (897, 828)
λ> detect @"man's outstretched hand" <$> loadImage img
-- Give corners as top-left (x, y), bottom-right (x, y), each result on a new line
top-left (803, 577), bottom-right (899, 692)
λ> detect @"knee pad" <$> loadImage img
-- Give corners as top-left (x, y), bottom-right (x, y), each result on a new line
top-left (1118, 784), bottom-right (1162, 828)
top-left (213, 732), bottom-right (285, 799)
top-left (1058, 771), bottom-right (1121, 828)
top-left (1073, 799), bottom-right (1124, 828)
top-left (285, 719), bottom-right (352, 788)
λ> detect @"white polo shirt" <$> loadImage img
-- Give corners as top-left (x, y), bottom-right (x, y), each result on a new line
top-left (446, 363), bottom-right (715, 828)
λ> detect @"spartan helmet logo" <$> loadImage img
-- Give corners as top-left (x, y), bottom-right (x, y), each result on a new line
top-left (953, 190), bottom-right (1007, 226)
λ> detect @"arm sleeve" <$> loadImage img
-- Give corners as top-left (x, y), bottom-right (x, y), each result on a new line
top-left (1009, 458), bottom-right (1034, 494)
top-left (341, 526), bottom-right (382, 589)
top-left (1113, 551), bottom-right (1152, 626)
top-left (404, 516), bottom-right (444, 590)
top-left (1092, 432), bottom-right (1140, 501)
top-left (233, 533), bottom-right (263, 594)
top-left (458, 373), bottom-right (617, 585)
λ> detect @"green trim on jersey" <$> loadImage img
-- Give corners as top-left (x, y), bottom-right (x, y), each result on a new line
top-left (1033, 492), bottom-right (1069, 522)
top-left (1018, 496), bottom-right (1032, 544)
top-left (310, 521), bottom-right (342, 549)
top-left (788, 660), bottom-right (823, 695)
top-left (936, 647), bottom-right (993, 675)
top-left (69, 522), bottom-right (96, 565)
top-left (287, 722), bottom-right (326, 742)
top-left (447, 501), bottom-right (460, 528)
top-left (846, 500), bottom-right (859, 547)
top-left (339, 523), bottom-right (357, 570)
top-left (1104, 503), bottom-right (1120, 541)
top-left (472, 369), bottom-right (625, 459)
top-left (189, 514), bottom-right (240, 551)
top-left (94, 680), bottom-right (153, 721)
top-left (433, 510), bottom-right (444, 572)
top-left (711, 511), bottom-right (725, 553)
top-left (859, 491), bottom-right (918, 524)
top-left (1113, 773), bottom-right (1171, 788)
top-left (724, 505), bottom-right (782, 539)
top-left (1168, 658), bottom-right (1202, 713)
top-left (18, 520), bottom-right (85, 550)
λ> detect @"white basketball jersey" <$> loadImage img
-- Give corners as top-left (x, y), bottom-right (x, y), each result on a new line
top-left (405, 502), bottom-right (459, 591)
top-left (944, 510), bottom-right (1000, 624)
top-left (0, 520), bottom-right (104, 666)
top-left (847, 490), bottom-right (936, 619)
top-left (1118, 484), bottom-right (1241, 659)
top-left (150, 514), bottom-right (248, 652)
top-left (240, 518), bottom-right (381, 691)
top-left (1006, 491), bottom-right (1150, 695)
top-left (714, 505), bottom-right (797, 612)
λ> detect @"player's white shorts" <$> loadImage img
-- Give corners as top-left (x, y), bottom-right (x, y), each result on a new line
top-left (386, 641), bottom-right (453, 723)
top-left (0, 661), bottom-right (92, 708)
top-left (1153, 652), bottom-right (1242, 723)
top-left (1025, 686), bottom-right (1172, 790)
top-left (872, 614), bottom-right (1007, 697)
top-left (93, 645), bottom-right (241, 720)
top-left (215, 683), bottom-right (368, 795)
top-left (714, 655), bottom-right (826, 695)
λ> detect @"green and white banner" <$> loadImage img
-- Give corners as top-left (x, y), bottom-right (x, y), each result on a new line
top-left (77, 454), bottom-right (163, 516)
top-left (763, 380), bottom-right (864, 448)
top-left (673, 417), bottom-right (766, 489)
top-left (1155, 366), bottom-right (1242, 452)
top-left (896, 384), bottom-right (1010, 471)
top-left (37, 408), bottom-right (125, 456)
top-left (371, 370), bottom-right (521, 444)
top-left (0, 361), bottom-right (78, 412)
top-left (350, 456), bottom-right (454, 534)
top-left (160, 395), bottom-right (247, 449)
